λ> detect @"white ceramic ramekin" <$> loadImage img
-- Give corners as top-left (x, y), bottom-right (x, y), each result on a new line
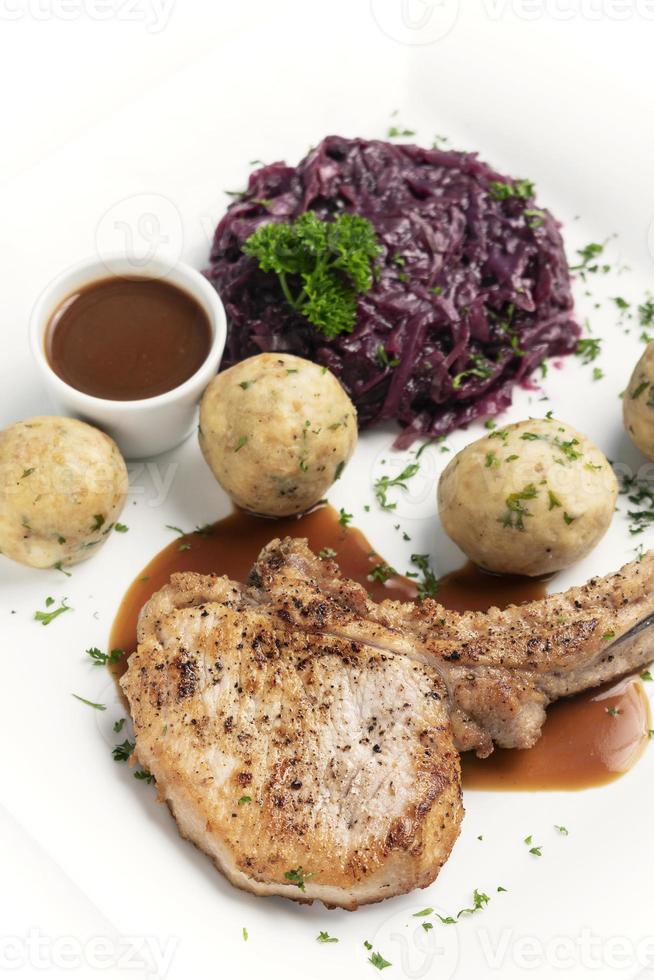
top-left (29, 254), bottom-right (226, 459)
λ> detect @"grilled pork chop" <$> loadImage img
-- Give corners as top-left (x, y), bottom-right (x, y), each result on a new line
top-left (248, 539), bottom-right (654, 757)
top-left (121, 541), bottom-right (654, 908)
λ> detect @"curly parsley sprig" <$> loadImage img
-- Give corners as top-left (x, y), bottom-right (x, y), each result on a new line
top-left (242, 212), bottom-right (381, 338)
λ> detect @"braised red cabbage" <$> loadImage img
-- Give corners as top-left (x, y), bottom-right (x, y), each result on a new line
top-left (206, 136), bottom-right (578, 447)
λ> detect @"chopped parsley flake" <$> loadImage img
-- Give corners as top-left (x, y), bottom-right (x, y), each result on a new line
top-left (617, 472), bottom-right (654, 535)
top-left (524, 836), bottom-right (543, 856)
top-left (548, 490), bottom-right (562, 510)
top-left (72, 694), bottom-right (106, 710)
top-left (234, 436), bottom-right (248, 452)
top-left (376, 344), bottom-right (400, 369)
top-left (387, 122), bottom-right (415, 137)
top-left (370, 562), bottom-right (397, 584)
top-left (338, 508), bottom-right (353, 527)
top-left (434, 889), bottom-right (490, 925)
top-left (284, 867), bottom-right (314, 891)
top-left (112, 739), bottom-right (135, 762)
top-left (374, 463), bottom-right (420, 511)
top-left (554, 437), bottom-right (582, 461)
top-left (452, 353), bottom-right (493, 389)
top-left (34, 598), bottom-right (71, 626)
top-left (316, 931), bottom-right (339, 944)
top-left (489, 179), bottom-right (535, 201)
top-left (86, 646), bottom-right (123, 666)
top-left (134, 768), bottom-right (155, 784)
top-left (368, 950), bottom-right (392, 971)
top-left (318, 547), bottom-right (337, 560)
top-left (500, 484), bottom-right (538, 530)
top-left (569, 241), bottom-right (606, 277)
top-left (575, 337), bottom-right (602, 364)
top-left (524, 208), bottom-right (545, 228)
top-left (410, 553), bottom-right (439, 598)
top-left (639, 295), bottom-right (654, 328)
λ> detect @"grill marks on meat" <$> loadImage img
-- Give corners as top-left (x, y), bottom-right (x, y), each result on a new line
top-left (121, 539), bottom-right (654, 908)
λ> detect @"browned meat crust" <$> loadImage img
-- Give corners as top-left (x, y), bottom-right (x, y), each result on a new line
top-left (121, 539), bottom-right (654, 907)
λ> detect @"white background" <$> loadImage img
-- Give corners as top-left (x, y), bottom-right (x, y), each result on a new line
top-left (1, 2), bottom-right (654, 978)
